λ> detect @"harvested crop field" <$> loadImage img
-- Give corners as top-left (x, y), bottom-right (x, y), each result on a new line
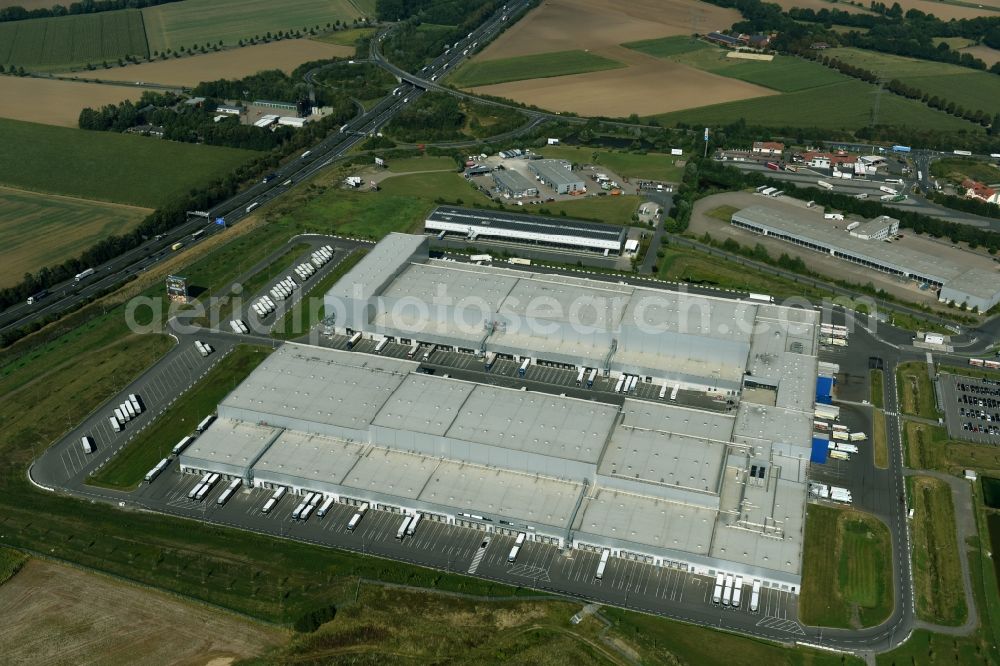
top-left (96, 39), bottom-right (353, 87)
top-left (0, 77), bottom-right (141, 127)
top-left (960, 44), bottom-right (1000, 66)
top-left (0, 558), bottom-right (284, 665)
top-left (467, 44), bottom-right (774, 117)
top-left (475, 0), bottom-right (741, 60)
top-left (0, 186), bottom-right (150, 287)
top-left (143, 0), bottom-right (363, 54)
top-left (890, 0), bottom-right (1000, 19)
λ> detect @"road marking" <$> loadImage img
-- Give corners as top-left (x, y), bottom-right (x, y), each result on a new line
top-left (467, 543), bottom-right (488, 574)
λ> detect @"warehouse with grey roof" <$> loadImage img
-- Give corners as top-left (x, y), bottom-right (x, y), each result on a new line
top-left (732, 205), bottom-right (1000, 311)
top-left (425, 205), bottom-right (625, 254)
top-left (179, 232), bottom-right (822, 593)
top-left (527, 159), bottom-right (585, 194)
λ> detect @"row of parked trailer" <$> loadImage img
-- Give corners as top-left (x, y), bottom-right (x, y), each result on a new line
top-left (253, 245), bottom-right (334, 318)
top-left (712, 574), bottom-right (762, 611)
top-left (229, 319), bottom-right (250, 334)
top-left (108, 393), bottom-right (145, 434)
top-left (614, 374), bottom-right (641, 394)
top-left (194, 340), bottom-right (214, 357)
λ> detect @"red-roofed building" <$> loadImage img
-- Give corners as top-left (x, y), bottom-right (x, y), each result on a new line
top-left (752, 141), bottom-right (785, 156)
top-left (801, 151), bottom-right (857, 169)
top-left (962, 178), bottom-right (1000, 204)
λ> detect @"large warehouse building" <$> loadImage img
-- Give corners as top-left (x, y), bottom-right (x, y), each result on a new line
top-left (425, 205), bottom-right (626, 255)
top-left (527, 159), bottom-right (585, 194)
top-left (732, 205), bottom-right (1000, 311)
top-left (180, 233), bottom-right (822, 593)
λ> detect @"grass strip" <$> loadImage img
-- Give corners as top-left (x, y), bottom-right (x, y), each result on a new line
top-left (870, 369), bottom-right (884, 409)
top-left (907, 475), bottom-right (968, 626)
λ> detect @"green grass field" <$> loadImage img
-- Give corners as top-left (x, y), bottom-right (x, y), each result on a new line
top-left (896, 361), bottom-right (942, 420)
top-left (656, 245), bottom-right (839, 301)
top-left (907, 475), bottom-right (968, 626)
top-left (0, 10), bottom-right (148, 69)
top-left (88, 345), bottom-right (272, 490)
top-left (0, 547), bottom-right (28, 586)
top-left (799, 504), bottom-right (893, 628)
top-left (870, 369), bottom-right (884, 409)
top-left (450, 50), bottom-right (625, 87)
top-left (0, 119), bottom-right (254, 208)
top-left (538, 144), bottom-right (685, 182)
top-left (671, 49), bottom-right (849, 93)
top-left (873, 408), bottom-right (888, 469)
top-left (827, 47), bottom-right (1000, 116)
top-left (622, 35), bottom-right (710, 59)
top-left (0, 187), bottom-right (150, 288)
top-left (931, 157), bottom-right (1000, 185)
top-left (143, 0), bottom-right (362, 53)
top-left (272, 249), bottom-right (366, 339)
top-left (903, 421), bottom-right (1000, 474)
top-left (652, 79), bottom-right (981, 132)
top-left (385, 155), bottom-right (458, 172)
top-left (311, 26), bottom-right (376, 47)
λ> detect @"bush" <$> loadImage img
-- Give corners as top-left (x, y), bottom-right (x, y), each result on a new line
top-left (293, 603), bottom-right (337, 632)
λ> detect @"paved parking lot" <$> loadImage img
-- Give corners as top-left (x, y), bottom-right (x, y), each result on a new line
top-left (139, 471), bottom-right (799, 635)
top-left (35, 333), bottom-right (236, 490)
top-left (940, 372), bottom-right (1000, 444)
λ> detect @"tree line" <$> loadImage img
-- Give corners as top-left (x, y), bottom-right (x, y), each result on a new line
top-left (803, 52), bottom-right (999, 130)
top-left (702, 0), bottom-right (1000, 75)
top-left (787, 4), bottom-right (1000, 72)
top-left (0, 0), bottom-right (181, 23)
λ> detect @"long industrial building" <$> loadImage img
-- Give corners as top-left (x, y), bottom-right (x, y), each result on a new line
top-left (732, 205), bottom-right (1000, 311)
top-left (180, 233), bottom-right (823, 593)
top-left (527, 159), bottom-right (585, 194)
top-left (425, 205), bottom-right (626, 254)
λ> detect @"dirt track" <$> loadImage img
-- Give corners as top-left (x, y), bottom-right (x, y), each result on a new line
top-left (95, 39), bottom-right (354, 88)
top-left (0, 559), bottom-right (283, 665)
top-left (0, 77), bottom-right (142, 127)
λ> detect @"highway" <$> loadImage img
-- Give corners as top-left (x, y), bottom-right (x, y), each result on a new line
top-left (0, 0), bottom-right (532, 337)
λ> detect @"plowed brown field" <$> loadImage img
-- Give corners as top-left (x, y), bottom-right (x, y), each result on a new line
top-left (477, 0), bottom-right (742, 60)
top-left (0, 559), bottom-right (283, 665)
top-left (0, 77), bottom-right (142, 126)
top-left (467, 42), bottom-right (775, 117)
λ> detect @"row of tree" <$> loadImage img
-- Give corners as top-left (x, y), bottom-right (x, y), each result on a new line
top-left (0, 0), bottom-right (180, 23)
top-left (702, 0), bottom-right (1000, 75)
top-left (806, 52), bottom-right (998, 129)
